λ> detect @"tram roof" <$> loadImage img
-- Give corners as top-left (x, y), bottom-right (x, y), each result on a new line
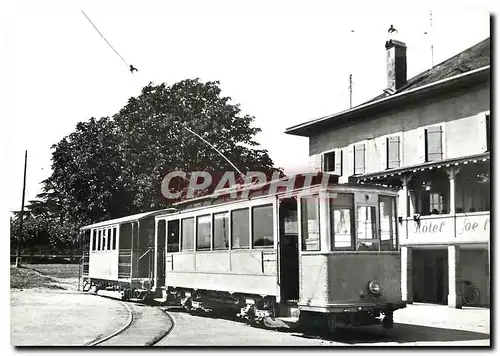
top-left (172, 172), bottom-right (339, 208)
top-left (79, 208), bottom-right (177, 231)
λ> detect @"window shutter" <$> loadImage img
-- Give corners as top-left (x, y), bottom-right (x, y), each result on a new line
top-left (309, 154), bottom-right (321, 172)
top-left (380, 138), bottom-right (387, 170)
top-left (335, 149), bottom-right (343, 175)
top-left (354, 143), bottom-right (365, 175)
top-left (347, 145), bottom-right (354, 176)
top-left (426, 126), bottom-right (443, 161)
top-left (417, 127), bottom-right (426, 163)
top-left (479, 114), bottom-right (487, 152)
top-left (387, 136), bottom-right (401, 169)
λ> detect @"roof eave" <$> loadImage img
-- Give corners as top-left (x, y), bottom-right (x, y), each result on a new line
top-left (285, 65), bottom-right (490, 137)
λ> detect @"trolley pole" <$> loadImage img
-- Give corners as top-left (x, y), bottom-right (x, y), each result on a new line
top-left (15, 150), bottom-right (28, 268)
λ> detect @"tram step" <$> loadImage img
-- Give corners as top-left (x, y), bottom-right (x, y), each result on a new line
top-left (279, 304), bottom-right (300, 318)
top-left (96, 290), bottom-right (123, 300)
top-left (263, 317), bottom-right (299, 330)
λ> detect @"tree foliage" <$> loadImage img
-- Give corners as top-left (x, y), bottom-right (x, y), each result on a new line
top-left (18, 79), bottom-right (279, 252)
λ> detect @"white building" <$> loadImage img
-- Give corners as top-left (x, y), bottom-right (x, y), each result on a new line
top-left (285, 37), bottom-right (490, 308)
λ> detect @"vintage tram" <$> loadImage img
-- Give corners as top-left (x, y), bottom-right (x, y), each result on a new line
top-left (154, 173), bottom-right (406, 330)
top-left (79, 209), bottom-right (175, 300)
top-left (80, 172), bottom-right (406, 331)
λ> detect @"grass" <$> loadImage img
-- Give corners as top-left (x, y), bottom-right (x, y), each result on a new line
top-left (10, 264), bottom-right (80, 290)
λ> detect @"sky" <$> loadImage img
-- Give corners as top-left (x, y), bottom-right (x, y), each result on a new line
top-left (1, 0), bottom-right (493, 214)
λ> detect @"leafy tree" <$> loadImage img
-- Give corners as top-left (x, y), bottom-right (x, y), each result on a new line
top-left (34, 78), bottom-right (279, 233)
top-left (113, 79), bottom-right (279, 208)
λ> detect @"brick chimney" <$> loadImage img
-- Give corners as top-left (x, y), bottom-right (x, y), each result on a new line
top-left (385, 39), bottom-right (407, 91)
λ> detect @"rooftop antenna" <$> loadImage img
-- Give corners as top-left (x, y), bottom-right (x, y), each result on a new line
top-left (429, 10), bottom-right (434, 68)
top-left (349, 74), bottom-right (353, 108)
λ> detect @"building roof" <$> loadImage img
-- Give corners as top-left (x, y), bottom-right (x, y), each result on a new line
top-left (367, 37), bottom-right (490, 103)
top-left (286, 37), bottom-right (490, 137)
top-left (80, 208), bottom-right (176, 230)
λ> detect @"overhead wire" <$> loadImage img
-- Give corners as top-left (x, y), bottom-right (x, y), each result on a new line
top-left (80, 9), bottom-right (130, 69)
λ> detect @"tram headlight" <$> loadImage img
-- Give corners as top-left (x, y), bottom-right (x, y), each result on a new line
top-left (368, 280), bottom-right (382, 295)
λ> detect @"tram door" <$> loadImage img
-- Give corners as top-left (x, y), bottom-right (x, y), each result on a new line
top-left (278, 198), bottom-right (299, 303)
top-left (156, 220), bottom-right (166, 288)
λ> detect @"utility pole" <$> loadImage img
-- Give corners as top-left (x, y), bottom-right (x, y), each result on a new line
top-left (349, 74), bottom-right (353, 109)
top-left (15, 150), bottom-right (28, 268)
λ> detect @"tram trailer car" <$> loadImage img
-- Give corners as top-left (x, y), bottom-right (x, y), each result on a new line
top-left (154, 173), bottom-right (406, 331)
top-left (80, 209), bottom-right (176, 301)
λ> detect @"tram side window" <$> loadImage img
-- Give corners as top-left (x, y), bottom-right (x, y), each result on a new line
top-left (231, 208), bottom-right (250, 249)
top-left (252, 205), bottom-right (274, 248)
top-left (301, 196), bottom-right (320, 251)
top-left (102, 230), bottom-right (107, 251)
top-left (213, 212), bottom-right (229, 250)
top-left (92, 230), bottom-right (97, 251)
top-left (97, 230), bottom-right (102, 251)
top-left (197, 215), bottom-right (211, 251)
top-left (167, 220), bottom-right (180, 252)
top-left (181, 218), bottom-right (194, 251)
top-left (330, 193), bottom-right (354, 250)
top-left (112, 228), bottom-right (117, 250)
top-left (356, 206), bottom-right (378, 251)
top-left (379, 196), bottom-right (398, 250)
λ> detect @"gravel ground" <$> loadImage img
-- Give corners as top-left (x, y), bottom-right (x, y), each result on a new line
top-left (10, 291), bottom-right (130, 346)
top-left (11, 288), bottom-right (490, 346)
top-left (155, 304), bottom-right (490, 347)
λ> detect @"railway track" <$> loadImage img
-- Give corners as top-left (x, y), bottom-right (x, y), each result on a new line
top-left (86, 300), bottom-right (174, 346)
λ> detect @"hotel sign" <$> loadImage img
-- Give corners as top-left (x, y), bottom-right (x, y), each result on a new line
top-left (406, 213), bottom-right (490, 244)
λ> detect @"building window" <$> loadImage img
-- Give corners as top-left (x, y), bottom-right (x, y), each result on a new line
top-left (231, 208), bottom-right (250, 249)
top-left (354, 143), bottom-right (366, 174)
top-left (181, 217), bottom-right (194, 251)
top-left (425, 126), bottom-right (443, 162)
top-left (252, 205), bottom-right (274, 248)
top-left (167, 220), bottom-right (180, 252)
top-left (330, 193), bottom-right (354, 250)
top-left (387, 136), bottom-right (401, 169)
top-left (213, 212), bottom-right (229, 250)
top-left (301, 196), bottom-right (320, 251)
top-left (196, 215), bottom-right (211, 251)
top-left (486, 114), bottom-right (490, 152)
top-left (429, 193), bottom-right (445, 214)
top-left (323, 150), bottom-right (343, 175)
top-left (98, 230), bottom-right (102, 251)
top-left (323, 151), bottom-right (335, 172)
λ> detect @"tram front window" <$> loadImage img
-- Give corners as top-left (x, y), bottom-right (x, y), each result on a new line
top-left (301, 196), bottom-right (320, 251)
top-left (379, 196), bottom-right (398, 250)
top-left (356, 206), bottom-right (378, 251)
top-left (330, 193), bottom-right (354, 250)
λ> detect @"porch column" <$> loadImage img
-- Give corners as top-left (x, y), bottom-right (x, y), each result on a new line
top-left (401, 246), bottom-right (413, 303)
top-left (447, 245), bottom-right (462, 308)
top-left (448, 167), bottom-right (457, 215)
top-left (400, 175), bottom-right (409, 218)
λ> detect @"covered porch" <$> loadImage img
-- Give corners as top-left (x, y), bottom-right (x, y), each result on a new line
top-left (357, 153), bottom-right (490, 308)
